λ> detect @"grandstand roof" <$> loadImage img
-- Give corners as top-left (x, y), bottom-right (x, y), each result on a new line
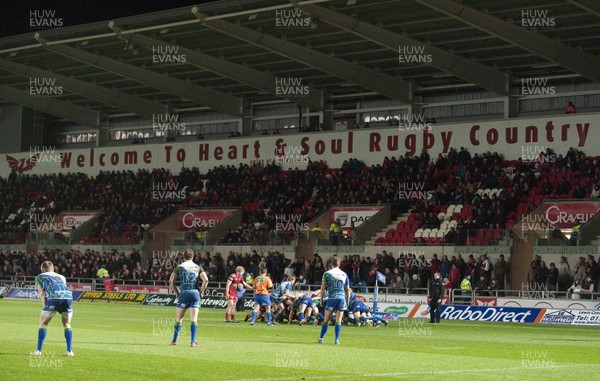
top-left (0, 0), bottom-right (599, 127)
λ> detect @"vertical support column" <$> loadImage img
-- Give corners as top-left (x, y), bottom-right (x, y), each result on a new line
top-left (97, 121), bottom-right (109, 147)
top-left (240, 117), bottom-right (253, 136)
top-left (504, 95), bottom-right (519, 119)
top-left (239, 100), bottom-right (253, 136)
top-left (318, 110), bottom-right (333, 131)
top-left (408, 96), bottom-right (423, 118)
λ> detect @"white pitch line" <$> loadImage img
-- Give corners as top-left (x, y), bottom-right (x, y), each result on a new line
top-left (233, 363), bottom-right (600, 381)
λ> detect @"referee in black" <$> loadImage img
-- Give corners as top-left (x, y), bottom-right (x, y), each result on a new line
top-left (428, 271), bottom-right (444, 324)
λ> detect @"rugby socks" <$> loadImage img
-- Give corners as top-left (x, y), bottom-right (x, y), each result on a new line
top-left (230, 314), bottom-right (235, 321)
top-left (308, 316), bottom-right (315, 322)
top-left (320, 323), bottom-right (328, 339)
top-left (298, 312), bottom-right (305, 321)
top-left (250, 311), bottom-right (257, 324)
top-left (225, 313), bottom-right (229, 321)
top-left (190, 322), bottom-right (198, 344)
top-left (37, 328), bottom-right (47, 351)
top-left (64, 328), bottom-right (73, 352)
top-left (317, 313), bottom-right (324, 321)
top-left (172, 322), bottom-right (182, 343)
top-left (334, 323), bottom-right (342, 341)
top-left (348, 317), bottom-right (357, 324)
top-left (266, 312), bottom-right (272, 324)
top-left (360, 316), bottom-right (367, 323)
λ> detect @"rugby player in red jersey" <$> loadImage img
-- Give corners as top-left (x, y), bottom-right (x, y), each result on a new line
top-left (224, 266), bottom-right (252, 322)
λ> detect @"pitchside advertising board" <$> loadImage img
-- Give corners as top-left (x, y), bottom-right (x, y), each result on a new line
top-left (5, 287), bottom-right (599, 324)
top-left (78, 291), bottom-right (147, 304)
top-left (440, 305), bottom-right (544, 323)
top-left (5, 288), bottom-right (84, 300)
top-left (113, 285), bottom-right (170, 294)
top-left (475, 297), bottom-right (600, 310)
top-left (540, 309), bottom-right (600, 326)
top-left (1, 114), bottom-right (597, 177)
top-left (75, 291), bottom-right (256, 309)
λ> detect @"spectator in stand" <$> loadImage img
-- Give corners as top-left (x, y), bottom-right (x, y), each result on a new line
top-left (439, 255), bottom-right (450, 279)
top-left (449, 263), bottom-right (461, 289)
top-left (460, 275), bottom-right (472, 295)
top-left (329, 218), bottom-right (343, 246)
top-left (408, 274), bottom-right (421, 293)
top-left (547, 263), bottom-right (558, 297)
top-left (586, 255), bottom-right (598, 282)
top-left (565, 101), bottom-right (576, 114)
top-left (429, 254), bottom-right (440, 276)
top-left (312, 262), bottom-right (325, 285)
top-left (580, 275), bottom-right (595, 299)
top-left (570, 220), bottom-right (582, 246)
top-left (591, 185), bottom-right (600, 199)
top-left (572, 184), bottom-right (586, 199)
top-left (97, 265), bottom-right (109, 279)
top-left (492, 255), bottom-right (506, 293)
top-left (444, 227), bottom-right (456, 244)
top-left (573, 257), bottom-right (586, 284)
top-left (474, 275), bottom-right (489, 296)
top-left (351, 256), bottom-right (361, 285)
top-left (481, 254), bottom-right (492, 280)
top-left (384, 268), bottom-right (394, 285)
top-left (487, 278), bottom-right (499, 296)
top-left (299, 260), bottom-right (312, 284)
top-left (294, 274), bottom-right (307, 290)
top-left (536, 261), bottom-right (549, 292)
top-left (391, 275), bottom-right (405, 293)
top-left (557, 256), bottom-right (571, 292)
top-left (556, 178), bottom-right (570, 197)
top-left (527, 261), bottom-right (538, 291)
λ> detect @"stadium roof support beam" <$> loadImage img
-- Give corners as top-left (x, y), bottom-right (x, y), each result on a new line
top-left (294, 3), bottom-right (509, 96)
top-left (413, 0), bottom-right (600, 82)
top-left (0, 58), bottom-right (168, 120)
top-left (0, 84), bottom-right (99, 127)
top-left (34, 34), bottom-right (246, 117)
top-left (109, 23), bottom-right (327, 111)
top-left (566, 0), bottom-right (600, 18)
top-left (191, 7), bottom-right (414, 103)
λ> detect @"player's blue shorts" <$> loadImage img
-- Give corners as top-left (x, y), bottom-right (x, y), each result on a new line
top-left (43, 299), bottom-right (73, 313)
top-left (300, 297), bottom-right (313, 307)
top-left (254, 294), bottom-right (271, 306)
top-left (325, 298), bottom-right (347, 312)
top-left (270, 295), bottom-right (283, 304)
top-left (177, 292), bottom-right (200, 309)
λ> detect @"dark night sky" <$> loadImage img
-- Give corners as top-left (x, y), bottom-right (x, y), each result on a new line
top-left (0, 0), bottom-right (221, 38)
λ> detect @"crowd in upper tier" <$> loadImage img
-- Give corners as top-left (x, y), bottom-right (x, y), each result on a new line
top-left (0, 147), bottom-right (598, 246)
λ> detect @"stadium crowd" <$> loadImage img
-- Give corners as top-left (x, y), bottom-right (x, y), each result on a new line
top-left (1, 246), bottom-right (597, 297)
top-left (0, 146), bottom-right (598, 246)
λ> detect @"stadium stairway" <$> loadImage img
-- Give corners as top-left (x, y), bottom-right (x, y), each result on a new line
top-left (365, 213), bottom-right (411, 245)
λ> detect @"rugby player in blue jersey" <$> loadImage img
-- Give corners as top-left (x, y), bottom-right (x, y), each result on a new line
top-left (169, 249), bottom-right (209, 347)
top-left (318, 257), bottom-right (350, 345)
top-left (270, 275), bottom-right (295, 316)
top-left (31, 261), bottom-right (74, 357)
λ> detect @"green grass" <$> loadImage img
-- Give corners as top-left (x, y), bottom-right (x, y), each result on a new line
top-left (1, 299), bottom-right (599, 381)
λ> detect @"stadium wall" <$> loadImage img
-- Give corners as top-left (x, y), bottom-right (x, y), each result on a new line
top-left (1, 113), bottom-right (597, 177)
